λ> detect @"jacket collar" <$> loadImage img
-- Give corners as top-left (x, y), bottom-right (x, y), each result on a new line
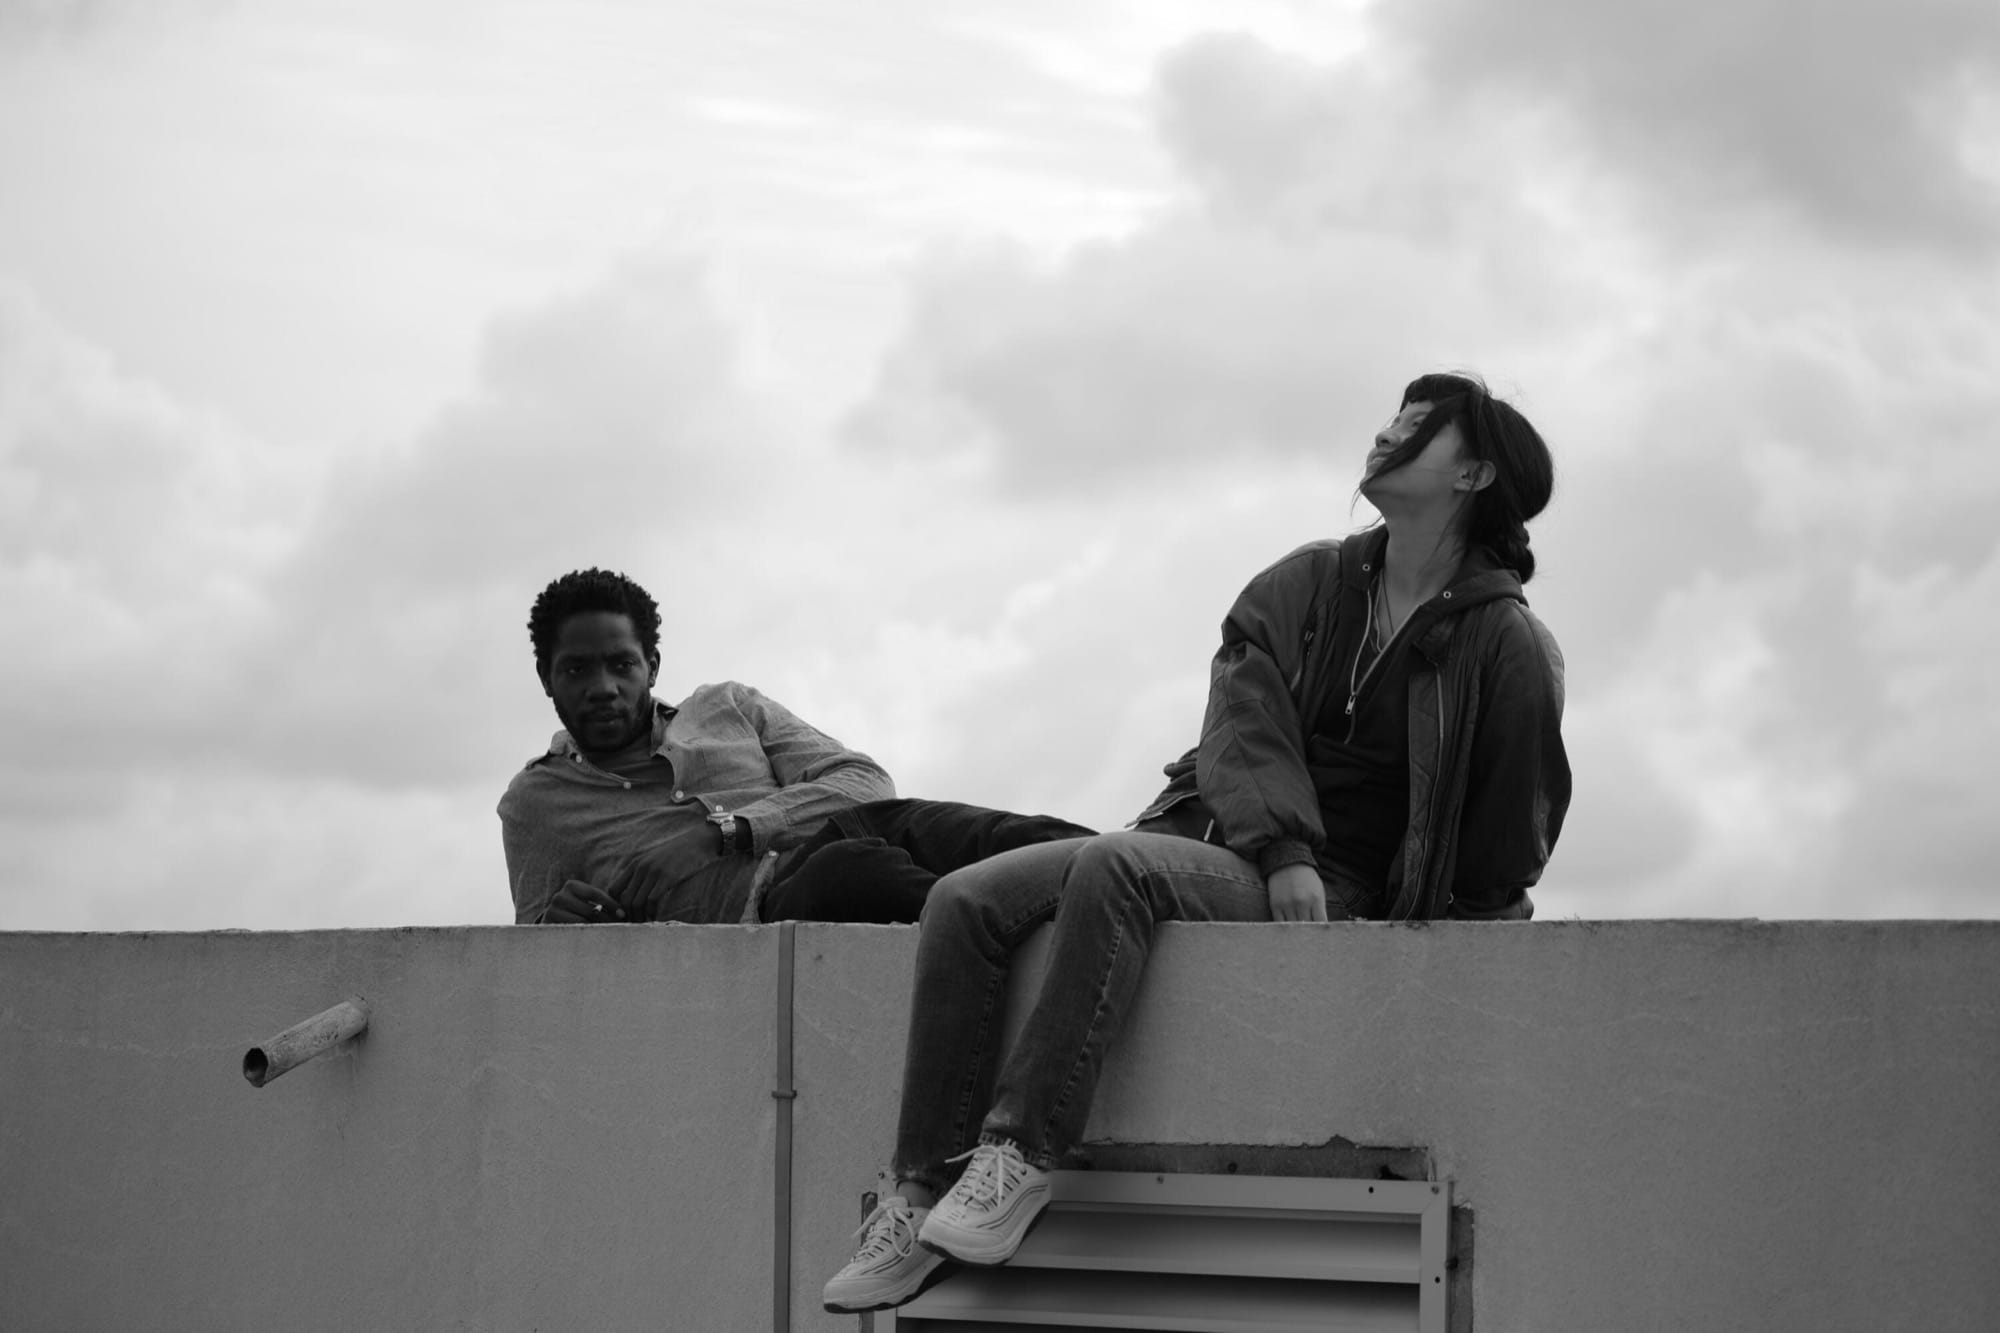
top-left (1339, 527), bottom-right (1526, 664)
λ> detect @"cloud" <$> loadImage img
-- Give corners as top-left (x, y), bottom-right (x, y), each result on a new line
top-left (1824, 550), bottom-right (2000, 913)
top-left (0, 0), bottom-right (220, 46)
top-left (0, 284), bottom-right (305, 768)
top-left (835, 23), bottom-right (2000, 918)
top-left (2, 772), bottom-right (504, 929)
top-left (248, 256), bottom-right (781, 788)
top-left (0, 254), bottom-right (802, 928)
top-left (5, 7), bottom-right (1996, 929)
top-left (839, 31), bottom-right (1644, 492)
top-left (1373, 0), bottom-right (2000, 252)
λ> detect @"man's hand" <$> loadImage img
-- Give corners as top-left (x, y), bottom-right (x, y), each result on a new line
top-left (1266, 863), bottom-right (1329, 923)
top-left (605, 825), bottom-right (720, 921)
top-left (544, 879), bottom-right (628, 924)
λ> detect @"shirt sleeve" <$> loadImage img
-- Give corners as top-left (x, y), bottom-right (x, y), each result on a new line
top-left (1447, 609), bottom-right (1571, 918)
top-left (1194, 543), bottom-right (1334, 878)
top-left (498, 776), bottom-right (574, 924)
top-left (725, 685), bottom-right (897, 854)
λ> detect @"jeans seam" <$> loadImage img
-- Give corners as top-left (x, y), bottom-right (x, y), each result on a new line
top-left (1035, 910), bottom-right (1127, 1158)
top-left (942, 962), bottom-right (1005, 1176)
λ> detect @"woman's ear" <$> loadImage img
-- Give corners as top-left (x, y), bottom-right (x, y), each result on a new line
top-left (1457, 460), bottom-right (1497, 493)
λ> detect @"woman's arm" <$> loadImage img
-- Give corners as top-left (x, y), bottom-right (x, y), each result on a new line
top-left (1193, 541), bottom-right (1338, 879)
top-left (1447, 607), bottom-right (1571, 918)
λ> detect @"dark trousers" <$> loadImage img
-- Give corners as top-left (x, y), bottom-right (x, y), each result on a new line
top-left (756, 799), bottom-right (1096, 924)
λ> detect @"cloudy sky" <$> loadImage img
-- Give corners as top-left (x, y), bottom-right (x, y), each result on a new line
top-left (3, 0), bottom-right (1996, 930)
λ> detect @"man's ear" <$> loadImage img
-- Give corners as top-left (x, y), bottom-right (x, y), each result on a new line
top-left (647, 653), bottom-right (660, 686)
top-left (540, 672), bottom-right (555, 699)
top-left (1457, 460), bottom-right (1497, 493)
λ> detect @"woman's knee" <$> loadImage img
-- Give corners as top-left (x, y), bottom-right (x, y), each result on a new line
top-left (1063, 831), bottom-right (1162, 902)
top-left (918, 862), bottom-right (986, 928)
top-left (918, 840), bottom-right (1078, 935)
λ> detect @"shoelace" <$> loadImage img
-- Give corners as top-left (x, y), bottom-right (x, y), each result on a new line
top-left (850, 1197), bottom-right (919, 1261)
top-left (942, 1142), bottom-right (1027, 1213)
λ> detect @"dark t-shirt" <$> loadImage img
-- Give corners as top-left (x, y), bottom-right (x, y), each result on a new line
top-left (1306, 600), bottom-right (1419, 905)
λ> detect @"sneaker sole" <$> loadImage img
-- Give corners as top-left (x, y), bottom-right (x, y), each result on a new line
top-left (822, 1251), bottom-right (949, 1314)
top-left (917, 1191), bottom-right (1051, 1267)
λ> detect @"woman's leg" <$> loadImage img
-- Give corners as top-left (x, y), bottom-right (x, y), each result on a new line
top-left (980, 830), bottom-right (1275, 1165)
top-left (888, 837), bottom-right (1089, 1199)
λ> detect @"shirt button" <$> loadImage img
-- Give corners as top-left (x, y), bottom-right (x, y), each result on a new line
top-left (673, 790), bottom-right (684, 800)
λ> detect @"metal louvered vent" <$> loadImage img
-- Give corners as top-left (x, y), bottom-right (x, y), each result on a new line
top-left (886, 1169), bottom-right (1452, 1332)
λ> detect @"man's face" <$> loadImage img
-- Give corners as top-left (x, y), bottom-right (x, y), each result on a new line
top-left (542, 611), bottom-right (659, 758)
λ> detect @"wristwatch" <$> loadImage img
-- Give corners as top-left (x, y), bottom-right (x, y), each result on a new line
top-left (711, 811), bottom-right (748, 855)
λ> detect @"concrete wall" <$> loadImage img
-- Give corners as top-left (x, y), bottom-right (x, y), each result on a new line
top-left (2, 921), bottom-right (1996, 1332)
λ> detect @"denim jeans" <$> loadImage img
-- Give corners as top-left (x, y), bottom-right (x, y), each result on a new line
top-left (891, 829), bottom-right (1316, 1193)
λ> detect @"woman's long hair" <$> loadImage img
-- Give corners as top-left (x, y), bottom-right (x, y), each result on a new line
top-left (1370, 372), bottom-right (1555, 583)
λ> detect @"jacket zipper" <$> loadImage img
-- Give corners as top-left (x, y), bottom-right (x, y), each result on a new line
top-left (1289, 623), bottom-right (1316, 695)
top-left (1343, 641), bottom-right (1388, 742)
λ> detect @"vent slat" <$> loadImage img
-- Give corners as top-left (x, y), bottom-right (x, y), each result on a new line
top-left (893, 1268), bottom-right (1415, 1333)
top-left (881, 1169), bottom-right (1449, 1333)
top-left (1006, 1209), bottom-right (1420, 1284)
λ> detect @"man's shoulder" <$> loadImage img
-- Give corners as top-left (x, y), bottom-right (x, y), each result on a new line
top-left (677, 680), bottom-right (745, 704)
top-left (497, 748), bottom-right (569, 816)
top-left (672, 680), bottom-right (772, 718)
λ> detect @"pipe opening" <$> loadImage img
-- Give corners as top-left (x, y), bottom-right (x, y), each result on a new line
top-left (243, 1047), bottom-right (271, 1086)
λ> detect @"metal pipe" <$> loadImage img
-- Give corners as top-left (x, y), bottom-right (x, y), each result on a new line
top-left (242, 997), bottom-right (370, 1088)
top-left (771, 922), bottom-right (798, 1333)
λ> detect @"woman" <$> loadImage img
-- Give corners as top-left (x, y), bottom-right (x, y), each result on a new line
top-left (823, 372), bottom-right (1571, 1312)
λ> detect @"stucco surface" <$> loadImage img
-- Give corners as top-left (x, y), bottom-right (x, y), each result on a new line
top-left (1, 927), bottom-right (778, 1331)
top-left (3, 921), bottom-right (1997, 1332)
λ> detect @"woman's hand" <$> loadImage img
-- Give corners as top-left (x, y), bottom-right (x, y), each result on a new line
top-left (1266, 863), bottom-right (1329, 923)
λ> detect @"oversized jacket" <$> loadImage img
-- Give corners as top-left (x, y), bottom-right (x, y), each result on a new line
top-left (1132, 529), bottom-right (1570, 920)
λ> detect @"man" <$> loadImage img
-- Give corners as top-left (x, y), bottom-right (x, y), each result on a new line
top-left (501, 568), bottom-right (897, 925)
top-left (502, 569), bottom-right (1090, 926)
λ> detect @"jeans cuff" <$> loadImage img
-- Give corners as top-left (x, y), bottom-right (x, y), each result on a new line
top-left (977, 1131), bottom-right (1059, 1172)
top-left (890, 1164), bottom-right (947, 1200)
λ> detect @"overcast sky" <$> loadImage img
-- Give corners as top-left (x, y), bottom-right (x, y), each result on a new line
top-left (3, 0), bottom-right (1996, 930)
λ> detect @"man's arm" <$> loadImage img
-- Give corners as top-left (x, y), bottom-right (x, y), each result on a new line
top-left (500, 804), bottom-right (565, 923)
top-left (499, 779), bottom-right (627, 924)
top-left (723, 684), bottom-right (895, 854)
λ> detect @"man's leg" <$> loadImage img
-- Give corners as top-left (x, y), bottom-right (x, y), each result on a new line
top-left (759, 839), bottom-right (936, 923)
top-left (767, 798), bottom-right (1095, 924)
top-left (830, 798), bottom-right (1096, 877)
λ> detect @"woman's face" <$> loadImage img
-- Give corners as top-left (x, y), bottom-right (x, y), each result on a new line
top-left (1362, 401), bottom-right (1469, 503)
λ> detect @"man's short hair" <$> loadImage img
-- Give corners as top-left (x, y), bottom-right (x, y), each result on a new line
top-left (527, 568), bottom-right (663, 680)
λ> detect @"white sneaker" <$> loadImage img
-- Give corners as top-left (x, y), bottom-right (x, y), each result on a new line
top-left (822, 1195), bottom-right (946, 1313)
top-left (918, 1141), bottom-right (1052, 1266)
